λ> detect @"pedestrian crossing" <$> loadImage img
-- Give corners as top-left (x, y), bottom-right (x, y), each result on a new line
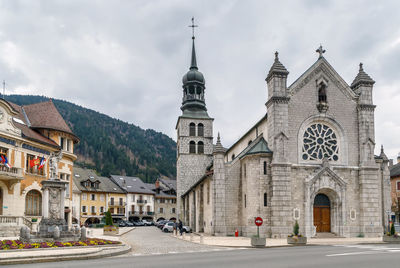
top-left (327, 244), bottom-right (400, 257)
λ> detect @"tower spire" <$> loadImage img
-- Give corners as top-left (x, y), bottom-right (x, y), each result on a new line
top-left (189, 17), bottom-right (198, 70)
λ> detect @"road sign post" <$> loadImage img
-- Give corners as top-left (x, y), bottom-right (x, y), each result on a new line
top-left (255, 217), bottom-right (263, 237)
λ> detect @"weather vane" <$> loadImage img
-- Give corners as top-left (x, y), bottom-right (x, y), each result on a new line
top-left (188, 17), bottom-right (198, 40)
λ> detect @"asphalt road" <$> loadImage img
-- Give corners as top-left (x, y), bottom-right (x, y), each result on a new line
top-left (6, 244), bottom-right (400, 268)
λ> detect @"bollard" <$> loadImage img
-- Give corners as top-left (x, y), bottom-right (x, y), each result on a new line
top-left (182, 232), bottom-right (186, 240)
top-left (190, 233), bottom-right (194, 242)
top-left (200, 234), bottom-right (204, 244)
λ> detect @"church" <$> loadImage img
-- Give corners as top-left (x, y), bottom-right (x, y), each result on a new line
top-left (176, 33), bottom-right (391, 238)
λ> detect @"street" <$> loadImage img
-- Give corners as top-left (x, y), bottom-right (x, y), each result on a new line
top-left (4, 227), bottom-right (400, 268)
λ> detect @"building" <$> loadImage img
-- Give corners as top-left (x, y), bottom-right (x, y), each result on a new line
top-left (389, 155), bottom-right (400, 223)
top-left (72, 167), bottom-right (126, 225)
top-left (146, 177), bottom-right (177, 222)
top-left (110, 175), bottom-right (155, 222)
top-left (176, 35), bottom-right (391, 238)
top-left (0, 99), bottom-right (78, 235)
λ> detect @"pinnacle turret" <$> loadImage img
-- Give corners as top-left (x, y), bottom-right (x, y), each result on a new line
top-left (266, 51), bottom-right (289, 82)
top-left (351, 63), bottom-right (375, 89)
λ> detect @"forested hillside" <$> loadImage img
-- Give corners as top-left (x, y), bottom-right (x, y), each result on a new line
top-left (6, 95), bottom-right (176, 182)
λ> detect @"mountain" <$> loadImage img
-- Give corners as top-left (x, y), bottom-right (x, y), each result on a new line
top-left (6, 94), bottom-right (176, 182)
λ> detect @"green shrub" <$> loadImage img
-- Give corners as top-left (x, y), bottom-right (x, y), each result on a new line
top-left (293, 221), bottom-right (299, 236)
top-left (391, 223), bottom-right (395, 236)
top-left (104, 210), bottom-right (113, 226)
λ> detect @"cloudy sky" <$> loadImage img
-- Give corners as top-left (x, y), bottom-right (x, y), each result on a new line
top-left (0, 0), bottom-right (400, 159)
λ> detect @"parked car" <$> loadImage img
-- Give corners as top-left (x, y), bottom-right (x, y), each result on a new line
top-left (157, 220), bottom-right (168, 229)
top-left (182, 225), bottom-right (191, 233)
top-left (134, 220), bottom-right (145, 227)
top-left (124, 221), bottom-right (135, 227)
top-left (162, 222), bottom-right (175, 233)
top-left (118, 220), bottom-right (127, 227)
top-left (142, 219), bottom-right (153, 226)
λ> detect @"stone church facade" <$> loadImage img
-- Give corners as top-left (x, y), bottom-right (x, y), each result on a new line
top-left (176, 37), bottom-right (391, 238)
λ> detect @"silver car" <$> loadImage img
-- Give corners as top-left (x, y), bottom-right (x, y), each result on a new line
top-left (162, 222), bottom-right (175, 232)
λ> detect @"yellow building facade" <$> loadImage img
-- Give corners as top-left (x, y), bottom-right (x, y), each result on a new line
top-left (0, 99), bottom-right (78, 236)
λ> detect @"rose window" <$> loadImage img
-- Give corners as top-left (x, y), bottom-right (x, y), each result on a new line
top-left (302, 123), bottom-right (338, 161)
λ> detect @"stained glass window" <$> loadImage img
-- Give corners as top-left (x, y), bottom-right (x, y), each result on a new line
top-left (302, 123), bottom-right (338, 161)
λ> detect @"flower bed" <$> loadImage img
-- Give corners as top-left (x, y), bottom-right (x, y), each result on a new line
top-left (0, 239), bottom-right (121, 250)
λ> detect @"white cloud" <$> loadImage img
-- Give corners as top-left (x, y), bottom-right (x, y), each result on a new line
top-left (0, 0), bottom-right (399, 159)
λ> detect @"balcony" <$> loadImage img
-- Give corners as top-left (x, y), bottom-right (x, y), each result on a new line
top-left (146, 212), bottom-right (154, 216)
top-left (108, 201), bottom-right (126, 207)
top-left (136, 200), bottom-right (147, 204)
top-left (0, 166), bottom-right (23, 185)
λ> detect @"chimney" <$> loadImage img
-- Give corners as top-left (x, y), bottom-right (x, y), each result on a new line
top-left (397, 152), bottom-right (400, 163)
top-left (155, 180), bottom-right (160, 189)
top-left (390, 159), bottom-right (394, 168)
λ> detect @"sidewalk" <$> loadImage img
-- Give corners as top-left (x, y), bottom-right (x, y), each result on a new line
top-left (173, 233), bottom-right (384, 248)
top-left (0, 227), bottom-right (134, 265)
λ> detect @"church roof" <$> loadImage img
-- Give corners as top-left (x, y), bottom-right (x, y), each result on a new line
top-left (350, 63), bottom-right (375, 89)
top-left (239, 136), bottom-right (272, 159)
top-left (266, 52), bottom-right (289, 82)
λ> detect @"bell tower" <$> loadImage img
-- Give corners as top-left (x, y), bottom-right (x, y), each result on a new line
top-left (176, 18), bottom-right (213, 229)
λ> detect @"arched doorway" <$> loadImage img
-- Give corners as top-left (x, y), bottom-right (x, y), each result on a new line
top-left (313, 193), bottom-right (330, 232)
top-left (25, 190), bottom-right (42, 216)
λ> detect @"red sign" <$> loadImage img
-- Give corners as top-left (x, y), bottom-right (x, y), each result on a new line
top-left (255, 217), bottom-right (263, 226)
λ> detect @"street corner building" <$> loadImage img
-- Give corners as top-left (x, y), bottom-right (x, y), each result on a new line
top-left (176, 37), bottom-right (391, 238)
top-left (0, 99), bottom-right (79, 236)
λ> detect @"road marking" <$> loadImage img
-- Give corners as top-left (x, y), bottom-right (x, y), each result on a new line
top-left (327, 251), bottom-right (386, 257)
top-left (327, 244), bottom-right (400, 257)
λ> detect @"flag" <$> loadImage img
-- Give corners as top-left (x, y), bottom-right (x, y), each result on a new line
top-left (38, 157), bottom-right (45, 169)
top-left (4, 155), bottom-right (11, 168)
top-left (0, 155), bottom-right (5, 163)
top-left (30, 158), bottom-right (40, 168)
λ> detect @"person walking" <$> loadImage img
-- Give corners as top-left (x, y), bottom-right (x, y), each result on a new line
top-left (178, 220), bottom-right (183, 235)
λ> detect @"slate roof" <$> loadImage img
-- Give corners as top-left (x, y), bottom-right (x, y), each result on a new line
top-left (158, 177), bottom-right (177, 191)
top-left (110, 175), bottom-right (155, 195)
top-left (390, 163), bottom-right (400, 178)
top-left (237, 135), bottom-right (272, 159)
top-left (73, 167), bottom-right (124, 193)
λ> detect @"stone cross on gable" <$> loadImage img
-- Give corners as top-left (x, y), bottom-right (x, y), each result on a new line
top-left (316, 45), bottom-right (326, 58)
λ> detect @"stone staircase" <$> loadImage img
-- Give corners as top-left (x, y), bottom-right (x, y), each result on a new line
top-left (0, 216), bottom-right (33, 238)
top-left (314, 232), bottom-right (340, 238)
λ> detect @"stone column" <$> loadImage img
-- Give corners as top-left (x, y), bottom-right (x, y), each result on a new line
top-left (60, 188), bottom-right (65, 220)
top-left (42, 188), bottom-right (49, 218)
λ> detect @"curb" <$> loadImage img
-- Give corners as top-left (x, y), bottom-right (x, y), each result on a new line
top-left (0, 244), bottom-right (131, 265)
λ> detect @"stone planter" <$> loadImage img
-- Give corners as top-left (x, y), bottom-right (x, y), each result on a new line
top-left (251, 237), bottom-right (266, 247)
top-left (103, 225), bottom-right (119, 235)
top-left (287, 236), bottom-right (307, 245)
top-left (383, 235), bottom-right (400, 243)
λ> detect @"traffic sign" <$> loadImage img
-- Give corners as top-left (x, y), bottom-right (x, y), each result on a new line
top-left (255, 217), bottom-right (263, 226)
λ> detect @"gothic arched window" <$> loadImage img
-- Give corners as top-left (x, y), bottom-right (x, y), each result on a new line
top-left (198, 141), bottom-right (204, 154)
top-left (302, 123), bottom-right (339, 161)
top-left (189, 141), bottom-right (196, 154)
top-left (318, 83), bottom-right (327, 103)
top-left (189, 123), bottom-right (196, 136)
top-left (198, 123), bottom-right (204, 137)
top-left (25, 190), bottom-right (42, 216)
